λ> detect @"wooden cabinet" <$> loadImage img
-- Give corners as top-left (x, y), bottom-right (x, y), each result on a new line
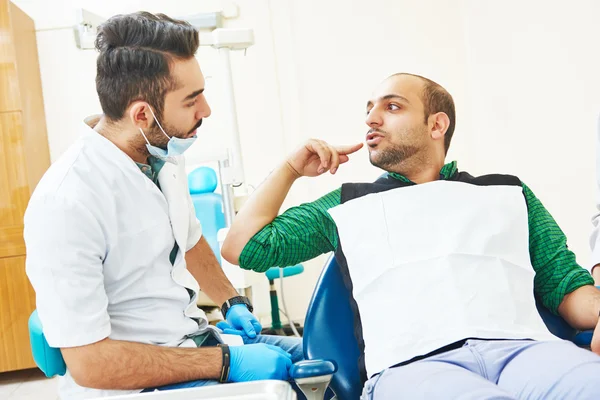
top-left (0, 0), bottom-right (51, 372)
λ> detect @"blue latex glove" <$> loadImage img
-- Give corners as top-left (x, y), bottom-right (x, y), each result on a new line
top-left (217, 304), bottom-right (262, 339)
top-left (216, 321), bottom-right (249, 339)
top-left (229, 343), bottom-right (292, 382)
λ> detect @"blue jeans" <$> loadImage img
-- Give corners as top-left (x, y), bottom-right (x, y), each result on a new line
top-left (362, 339), bottom-right (600, 400)
top-left (143, 334), bottom-right (304, 392)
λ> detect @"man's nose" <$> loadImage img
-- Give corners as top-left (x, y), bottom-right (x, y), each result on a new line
top-left (365, 108), bottom-right (382, 128)
top-left (196, 95), bottom-right (211, 119)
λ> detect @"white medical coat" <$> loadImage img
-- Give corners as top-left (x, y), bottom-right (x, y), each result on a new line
top-left (24, 122), bottom-right (215, 399)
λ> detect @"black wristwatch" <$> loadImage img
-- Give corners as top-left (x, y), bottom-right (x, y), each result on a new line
top-left (221, 296), bottom-right (253, 318)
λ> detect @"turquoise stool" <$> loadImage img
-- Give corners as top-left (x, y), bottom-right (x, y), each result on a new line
top-left (28, 310), bottom-right (66, 377)
top-left (264, 264), bottom-right (304, 336)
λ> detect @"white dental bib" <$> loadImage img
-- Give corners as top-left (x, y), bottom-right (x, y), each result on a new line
top-left (328, 180), bottom-right (558, 377)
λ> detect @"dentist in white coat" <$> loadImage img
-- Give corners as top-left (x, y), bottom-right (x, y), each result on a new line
top-left (24, 12), bottom-right (302, 400)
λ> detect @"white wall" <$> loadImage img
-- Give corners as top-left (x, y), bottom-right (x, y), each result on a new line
top-left (14, 0), bottom-right (600, 325)
top-left (461, 0), bottom-right (600, 268)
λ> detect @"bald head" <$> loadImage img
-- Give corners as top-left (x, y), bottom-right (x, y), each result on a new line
top-left (386, 73), bottom-right (456, 153)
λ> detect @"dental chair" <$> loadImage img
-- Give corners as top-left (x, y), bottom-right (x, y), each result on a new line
top-left (300, 255), bottom-right (598, 400)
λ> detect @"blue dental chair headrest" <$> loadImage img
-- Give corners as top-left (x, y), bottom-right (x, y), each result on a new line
top-left (188, 166), bottom-right (218, 194)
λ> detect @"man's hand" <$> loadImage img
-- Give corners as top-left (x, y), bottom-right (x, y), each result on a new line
top-left (229, 344), bottom-right (292, 382)
top-left (216, 304), bottom-right (262, 339)
top-left (286, 139), bottom-right (363, 177)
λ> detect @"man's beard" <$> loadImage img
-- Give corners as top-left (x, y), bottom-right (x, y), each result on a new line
top-left (368, 124), bottom-right (427, 170)
top-left (143, 119), bottom-right (203, 150)
top-left (369, 142), bottom-right (419, 170)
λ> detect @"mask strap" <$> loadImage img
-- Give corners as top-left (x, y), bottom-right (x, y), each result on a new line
top-left (146, 106), bottom-right (171, 140)
top-left (139, 128), bottom-right (152, 145)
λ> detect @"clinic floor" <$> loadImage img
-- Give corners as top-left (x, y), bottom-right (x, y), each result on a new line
top-left (0, 369), bottom-right (58, 400)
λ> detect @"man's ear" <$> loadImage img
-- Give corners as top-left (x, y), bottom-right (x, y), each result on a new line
top-left (429, 112), bottom-right (450, 142)
top-left (129, 102), bottom-right (153, 130)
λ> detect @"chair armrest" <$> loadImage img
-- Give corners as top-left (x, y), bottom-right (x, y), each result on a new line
top-left (290, 359), bottom-right (337, 379)
top-left (574, 330), bottom-right (594, 347)
top-left (291, 360), bottom-right (337, 400)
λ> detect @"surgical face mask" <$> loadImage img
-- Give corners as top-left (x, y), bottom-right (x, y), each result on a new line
top-left (139, 107), bottom-right (197, 164)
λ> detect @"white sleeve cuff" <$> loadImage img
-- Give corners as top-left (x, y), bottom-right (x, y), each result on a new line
top-left (45, 324), bottom-right (111, 349)
top-left (186, 220), bottom-right (203, 252)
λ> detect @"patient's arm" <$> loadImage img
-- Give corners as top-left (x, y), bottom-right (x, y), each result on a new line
top-left (221, 139), bottom-right (362, 267)
top-left (557, 284), bottom-right (600, 331)
top-left (557, 284), bottom-right (600, 355)
top-left (523, 183), bottom-right (595, 315)
top-left (228, 188), bottom-right (341, 272)
top-left (221, 160), bottom-right (300, 265)
top-left (61, 338), bottom-right (221, 390)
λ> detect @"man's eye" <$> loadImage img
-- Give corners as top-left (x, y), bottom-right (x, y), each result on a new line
top-left (186, 99), bottom-right (197, 107)
top-left (388, 104), bottom-right (400, 111)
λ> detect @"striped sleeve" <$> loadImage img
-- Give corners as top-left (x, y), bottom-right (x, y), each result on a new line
top-left (238, 188), bottom-right (341, 272)
top-left (524, 182), bottom-right (594, 313)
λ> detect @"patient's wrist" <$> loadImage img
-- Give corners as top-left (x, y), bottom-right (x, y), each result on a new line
top-left (283, 161), bottom-right (302, 179)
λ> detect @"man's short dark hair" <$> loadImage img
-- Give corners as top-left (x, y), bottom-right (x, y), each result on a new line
top-left (95, 12), bottom-right (199, 121)
top-left (392, 73), bottom-right (456, 154)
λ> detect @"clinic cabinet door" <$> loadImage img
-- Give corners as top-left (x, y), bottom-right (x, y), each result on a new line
top-left (0, 0), bottom-right (51, 373)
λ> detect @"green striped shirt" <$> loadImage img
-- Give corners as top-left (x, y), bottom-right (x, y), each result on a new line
top-left (239, 161), bottom-right (593, 313)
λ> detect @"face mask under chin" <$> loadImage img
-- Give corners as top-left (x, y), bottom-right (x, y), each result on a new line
top-left (138, 107), bottom-right (197, 164)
